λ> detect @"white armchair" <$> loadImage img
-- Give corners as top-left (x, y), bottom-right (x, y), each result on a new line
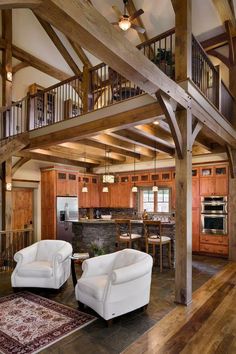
top-left (75, 249), bottom-right (153, 322)
top-left (11, 240), bottom-right (72, 289)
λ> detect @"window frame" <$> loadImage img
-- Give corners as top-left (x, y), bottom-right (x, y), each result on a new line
top-left (139, 186), bottom-right (171, 213)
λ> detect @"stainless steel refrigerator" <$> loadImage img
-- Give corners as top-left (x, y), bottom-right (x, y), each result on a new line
top-left (56, 196), bottom-right (79, 243)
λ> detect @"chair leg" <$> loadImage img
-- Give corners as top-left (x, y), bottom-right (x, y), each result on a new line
top-left (160, 245), bottom-right (163, 272)
top-left (153, 244), bottom-right (156, 264)
top-left (168, 242), bottom-right (172, 269)
top-left (77, 301), bottom-right (85, 310)
top-left (106, 319), bottom-right (113, 327)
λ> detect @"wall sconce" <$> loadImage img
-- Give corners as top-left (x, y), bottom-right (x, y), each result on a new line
top-left (6, 182), bottom-right (12, 191)
top-left (6, 71), bottom-right (12, 82)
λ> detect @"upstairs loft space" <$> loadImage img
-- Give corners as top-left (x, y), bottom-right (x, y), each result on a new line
top-left (0, 28), bottom-right (234, 143)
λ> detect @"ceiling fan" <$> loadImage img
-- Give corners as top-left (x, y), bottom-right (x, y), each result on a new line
top-left (112, 0), bottom-right (145, 33)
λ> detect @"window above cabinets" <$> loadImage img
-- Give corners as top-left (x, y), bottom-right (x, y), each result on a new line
top-left (139, 187), bottom-right (171, 213)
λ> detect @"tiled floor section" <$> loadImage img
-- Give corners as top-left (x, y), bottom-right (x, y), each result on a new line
top-left (0, 255), bottom-right (227, 353)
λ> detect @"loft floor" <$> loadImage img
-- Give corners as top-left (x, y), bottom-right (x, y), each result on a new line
top-left (0, 255), bottom-right (227, 354)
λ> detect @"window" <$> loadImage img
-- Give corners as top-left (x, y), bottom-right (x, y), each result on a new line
top-left (143, 189), bottom-right (154, 212)
top-left (157, 189), bottom-right (170, 212)
top-left (139, 187), bottom-right (170, 213)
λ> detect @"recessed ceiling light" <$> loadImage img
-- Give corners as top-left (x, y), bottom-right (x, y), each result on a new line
top-left (153, 120), bottom-right (160, 125)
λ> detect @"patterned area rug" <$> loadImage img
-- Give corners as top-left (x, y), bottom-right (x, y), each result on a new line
top-left (0, 292), bottom-right (96, 354)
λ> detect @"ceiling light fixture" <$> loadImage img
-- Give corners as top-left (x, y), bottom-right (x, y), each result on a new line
top-left (82, 151), bottom-right (88, 193)
top-left (102, 145), bottom-right (109, 193)
top-left (119, 15), bottom-right (131, 31)
top-left (153, 120), bottom-right (160, 125)
top-left (152, 146), bottom-right (158, 192)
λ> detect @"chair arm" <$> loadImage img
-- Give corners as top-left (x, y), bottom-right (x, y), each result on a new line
top-left (111, 256), bottom-right (153, 285)
top-left (54, 243), bottom-right (72, 263)
top-left (82, 253), bottom-right (116, 277)
top-left (14, 243), bottom-right (38, 266)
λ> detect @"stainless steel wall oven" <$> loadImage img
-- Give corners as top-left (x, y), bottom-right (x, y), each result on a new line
top-left (201, 196), bottom-right (227, 235)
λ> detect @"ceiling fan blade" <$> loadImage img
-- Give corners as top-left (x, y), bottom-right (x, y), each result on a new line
top-left (129, 9), bottom-right (144, 22)
top-left (112, 5), bottom-right (122, 19)
top-left (130, 24), bottom-right (146, 34)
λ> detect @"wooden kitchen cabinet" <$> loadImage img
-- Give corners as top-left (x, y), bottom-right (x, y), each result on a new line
top-left (200, 243), bottom-right (228, 256)
top-left (192, 178), bottom-right (200, 208)
top-left (57, 171), bottom-right (77, 196)
top-left (200, 164), bottom-right (228, 196)
top-left (79, 175), bottom-right (100, 208)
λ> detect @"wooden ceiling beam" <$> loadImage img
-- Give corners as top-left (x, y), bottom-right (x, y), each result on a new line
top-left (225, 20), bottom-right (235, 64)
top-left (12, 61), bottom-right (29, 74)
top-left (93, 134), bottom-right (155, 158)
top-left (80, 138), bottom-right (141, 159)
top-left (208, 49), bottom-right (230, 67)
top-left (111, 129), bottom-right (175, 155)
top-left (212, 0), bottom-right (236, 35)
top-left (201, 32), bottom-right (229, 51)
top-left (132, 125), bottom-right (175, 147)
top-left (0, 133), bottom-right (29, 164)
top-left (16, 150), bottom-right (98, 168)
top-left (12, 44), bottom-right (70, 81)
top-left (67, 38), bottom-right (92, 68)
top-left (27, 102), bottom-right (162, 150)
top-left (0, 0), bottom-right (42, 9)
top-left (35, 14), bottom-right (81, 75)
top-left (52, 143), bottom-right (125, 163)
top-left (12, 157), bottom-right (30, 175)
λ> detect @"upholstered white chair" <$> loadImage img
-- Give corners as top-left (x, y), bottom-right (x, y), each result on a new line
top-left (11, 240), bottom-right (72, 289)
top-left (75, 249), bottom-right (153, 323)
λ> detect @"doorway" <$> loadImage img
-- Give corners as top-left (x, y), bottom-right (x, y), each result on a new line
top-left (12, 188), bottom-right (33, 229)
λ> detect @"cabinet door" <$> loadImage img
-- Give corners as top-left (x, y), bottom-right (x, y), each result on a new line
top-left (100, 185), bottom-right (111, 207)
top-left (200, 177), bottom-right (215, 196)
top-left (79, 183), bottom-right (90, 208)
top-left (119, 183), bottom-right (133, 208)
top-left (68, 173), bottom-right (77, 196)
top-left (215, 176), bottom-right (228, 195)
top-left (192, 178), bottom-right (200, 207)
top-left (90, 178), bottom-right (100, 207)
top-left (192, 208), bottom-right (200, 252)
top-left (57, 172), bottom-right (68, 196)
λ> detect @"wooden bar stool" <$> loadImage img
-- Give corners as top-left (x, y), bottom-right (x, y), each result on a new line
top-left (143, 220), bottom-right (171, 272)
top-left (115, 219), bottom-right (142, 250)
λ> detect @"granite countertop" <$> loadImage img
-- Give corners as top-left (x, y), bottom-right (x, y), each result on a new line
top-left (73, 219), bottom-right (175, 225)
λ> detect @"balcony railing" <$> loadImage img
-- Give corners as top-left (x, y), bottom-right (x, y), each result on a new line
top-left (0, 228), bottom-right (34, 271)
top-left (0, 28), bottom-right (234, 144)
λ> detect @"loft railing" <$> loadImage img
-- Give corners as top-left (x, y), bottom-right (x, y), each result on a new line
top-left (192, 35), bottom-right (219, 108)
top-left (137, 28), bottom-right (175, 80)
top-left (0, 228), bottom-right (34, 271)
top-left (0, 28), bottom-right (234, 144)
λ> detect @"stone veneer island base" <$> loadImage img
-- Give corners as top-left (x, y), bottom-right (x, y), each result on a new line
top-left (72, 220), bottom-right (175, 267)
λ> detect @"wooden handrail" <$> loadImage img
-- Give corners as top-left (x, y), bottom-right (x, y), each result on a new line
top-left (137, 28), bottom-right (175, 49)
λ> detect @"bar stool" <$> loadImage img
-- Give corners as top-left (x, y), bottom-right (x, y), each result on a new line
top-left (143, 220), bottom-right (171, 272)
top-left (115, 219), bottom-right (142, 250)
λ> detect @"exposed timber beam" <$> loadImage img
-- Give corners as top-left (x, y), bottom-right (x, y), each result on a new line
top-left (125, 0), bottom-right (148, 44)
top-left (16, 150), bottom-right (98, 168)
top-left (12, 157), bottom-right (30, 175)
top-left (156, 90), bottom-right (183, 159)
top-left (225, 20), bottom-right (235, 65)
top-left (110, 129), bottom-right (175, 155)
top-left (135, 123), bottom-right (174, 145)
top-left (67, 38), bottom-right (92, 68)
top-left (208, 49), bottom-right (230, 67)
top-left (0, 0), bottom-right (41, 9)
top-left (94, 134), bottom-right (155, 158)
top-left (0, 133), bottom-right (29, 164)
top-left (2, 9), bottom-right (12, 107)
top-left (35, 14), bottom-right (81, 75)
top-left (12, 44), bottom-right (70, 81)
top-left (79, 138), bottom-right (141, 159)
top-left (12, 61), bottom-right (29, 74)
top-left (212, 0), bottom-right (236, 35)
top-left (201, 32), bottom-right (229, 51)
top-left (226, 144), bottom-right (236, 178)
top-left (27, 102), bottom-right (162, 150)
top-left (51, 143), bottom-right (125, 163)
top-left (191, 121), bottom-right (203, 147)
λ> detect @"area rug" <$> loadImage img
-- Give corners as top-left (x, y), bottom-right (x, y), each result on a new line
top-left (0, 292), bottom-right (96, 354)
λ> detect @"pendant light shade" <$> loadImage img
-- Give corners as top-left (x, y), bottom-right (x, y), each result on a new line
top-left (132, 185), bottom-right (138, 193)
top-left (102, 186), bottom-right (109, 193)
top-left (82, 151), bottom-right (88, 193)
top-left (152, 183), bottom-right (158, 192)
top-left (152, 147), bottom-right (158, 192)
top-left (132, 144), bottom-right (138, 193)
top-left (103, 145), bottom-right (109, 193)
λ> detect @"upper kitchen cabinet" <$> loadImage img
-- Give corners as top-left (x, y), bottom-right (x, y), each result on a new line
top-left (57, 171), bottom-right (78, 196)
top-left (79, 175), bottom-right (100, 208)
top-left (200, 165), bottom-right (228, 196)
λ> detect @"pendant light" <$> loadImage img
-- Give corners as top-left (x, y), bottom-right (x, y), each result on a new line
top-left (82, 151), bottom-right (88, 193)
top-left (152, 147), bottom-right (158, 192)
top-left (102, 145), bottom-right (109, 193)
top-left (132, 144), bottom-right (138, 192)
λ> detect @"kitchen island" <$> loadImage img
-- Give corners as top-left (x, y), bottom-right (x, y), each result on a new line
top-left (72, 220), bottom-right (175, 262)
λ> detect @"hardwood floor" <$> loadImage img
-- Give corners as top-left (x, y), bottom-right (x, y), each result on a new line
top-left (123, 262), bottom-right (236, 354)
top-left (0, 256), bottom-right (228, 354)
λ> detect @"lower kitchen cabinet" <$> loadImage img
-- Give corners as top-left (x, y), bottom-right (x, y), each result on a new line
top-left (200, 243), bottom-right (228, 256)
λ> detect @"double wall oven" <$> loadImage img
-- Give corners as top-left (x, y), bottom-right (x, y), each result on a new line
top-left (201, 196), bottom-right (227, 235)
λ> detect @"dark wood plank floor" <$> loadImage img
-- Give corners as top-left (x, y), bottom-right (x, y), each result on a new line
top-left (123, 260), bottom-right (236, 354)
top-left (0, 255), bottom-right (227, 354)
